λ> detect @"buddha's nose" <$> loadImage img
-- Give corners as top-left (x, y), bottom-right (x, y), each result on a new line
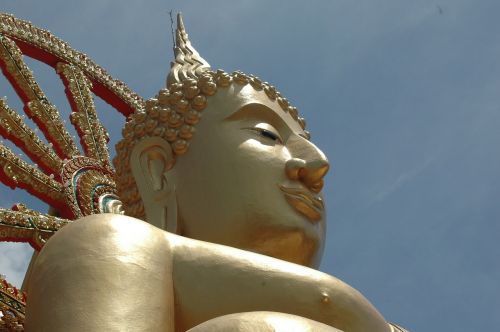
top-left (285, 137), bottom-right (330, 193)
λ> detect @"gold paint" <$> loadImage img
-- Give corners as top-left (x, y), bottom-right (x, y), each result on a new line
top-left (0, 275), bottom-right (26, 330)
top-left (0, 21), bottom-right (119, 222)
top-left (389, 322), bottom-right (410, 332)
top-left (57, 62), bottom-right (110, 165)
top-left (188, 312), bottom-right (341, 331)
top-left (0, 12), bottom-right (403, 332)
top-left (0, 205), bottom-right (69, 250)
top-left (246, 228), bottom-right (319, 266)
top-left (0, 99), bottom-right (62, 173)
top-left (114, 17), bottom-right (312, 221)
top-left (115, 68), bottom-right (312, 220)
top-left (0, 13), bottom-right (144, 112)
top-left (321, 292), bottom-right (331, 304)
top-left (0, 144), bottom-right (63, 201)
top-left (280, 185), bottom-right (323, 223)
top-left (0, 35), bottom-right (79, 159)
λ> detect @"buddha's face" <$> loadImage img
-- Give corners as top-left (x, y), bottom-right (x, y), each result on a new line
top-left (169, 84), bottom-right (329, 268)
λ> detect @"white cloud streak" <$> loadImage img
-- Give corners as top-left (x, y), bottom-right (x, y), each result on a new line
top-left (0, 242), bottom-right (33, 288)
top-left (371, 156), bottom-right (436, 204)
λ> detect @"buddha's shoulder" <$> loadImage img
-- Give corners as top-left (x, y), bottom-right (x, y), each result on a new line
top-left (47, 214), bottom-right (235, 256)
top-left (52, 213), bottom-right (161, 238)
top-left (44, 214), bottom-right (172, 255)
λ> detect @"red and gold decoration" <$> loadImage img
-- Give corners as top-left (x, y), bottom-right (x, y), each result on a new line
top-left (0, 13), bottom-right (142, 329)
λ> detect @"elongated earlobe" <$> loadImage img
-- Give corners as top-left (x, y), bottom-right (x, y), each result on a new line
top-left (139, 146), bottom-right (168, 191)
top-left (130, 137), bottom-right (177, 231)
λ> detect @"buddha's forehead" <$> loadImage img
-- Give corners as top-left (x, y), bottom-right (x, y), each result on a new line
top-left (204, 84), bottom-right (305, 134)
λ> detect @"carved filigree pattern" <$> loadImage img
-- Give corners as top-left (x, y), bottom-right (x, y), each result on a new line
top-left (57, 62), bottom-right (110, 165)
top-left (0, 99), bottom-right (62, 174)
top-left (0, 14), bottom-right (125, 222)
top-left (0, 13), bottom-right (144, 115)
top-left (60, 157), bottom-right (117, 218)
top-left (0, 276), bottom-right (26, 331)
top-left (0, 35), bottom-right (79, 159)
top-left (0, 204), bottom-right (70, 250)
top-left (0, 144), bottom-right (63, 207)
top-left (0, 13), bottom-right (136, 328)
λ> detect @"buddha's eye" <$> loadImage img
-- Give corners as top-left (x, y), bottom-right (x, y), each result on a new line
top-left (257, 128), bottom-right (280, 142)
top-left (246, 124), bottom-right (283, 144)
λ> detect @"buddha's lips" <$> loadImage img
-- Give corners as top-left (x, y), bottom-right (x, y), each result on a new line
top-left (279, 185), bottom-right (324, 223)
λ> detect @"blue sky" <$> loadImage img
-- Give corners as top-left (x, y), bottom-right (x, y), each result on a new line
top-left (1, 1), bottom-right (499, 331)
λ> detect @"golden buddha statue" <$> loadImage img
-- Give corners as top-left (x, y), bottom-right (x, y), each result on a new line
top-left (0, 13), bottom-right (407, 332)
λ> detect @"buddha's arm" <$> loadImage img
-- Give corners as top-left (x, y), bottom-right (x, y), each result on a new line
top-left (171, 236), bottom-right (391, 332)
top-left (25, 214), bottom-right (175, 332)
top-left (187, 311), bottom-right (343, 332)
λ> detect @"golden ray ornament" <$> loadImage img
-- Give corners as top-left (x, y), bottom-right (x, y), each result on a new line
top-left (0, 12), bottom-right (135, 328)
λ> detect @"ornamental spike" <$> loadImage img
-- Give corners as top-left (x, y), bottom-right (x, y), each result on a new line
top-left (167, 13), bottom-right (211, 86)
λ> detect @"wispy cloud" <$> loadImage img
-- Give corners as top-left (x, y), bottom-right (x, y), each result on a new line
top-left (0, 243), bottom-right (33, 288)
top-left (370, 156), bottom-right (436, 205)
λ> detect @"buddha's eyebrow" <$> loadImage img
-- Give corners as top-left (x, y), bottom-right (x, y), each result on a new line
top-left (224, 103), bottom-right (288, 129)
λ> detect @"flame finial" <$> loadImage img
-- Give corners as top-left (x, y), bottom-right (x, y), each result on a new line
top-left (167, 13), bottom-right (211, 86)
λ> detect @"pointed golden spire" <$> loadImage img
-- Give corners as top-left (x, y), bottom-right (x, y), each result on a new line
top-left (167, 13), bottom-right (211, 86)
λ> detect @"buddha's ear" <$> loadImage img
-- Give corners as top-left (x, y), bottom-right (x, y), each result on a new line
top-left (130, 136), bottom-right (177, 232)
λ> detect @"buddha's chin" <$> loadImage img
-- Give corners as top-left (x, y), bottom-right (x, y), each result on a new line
top-left (245, 227), bottom-right (323, 267)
